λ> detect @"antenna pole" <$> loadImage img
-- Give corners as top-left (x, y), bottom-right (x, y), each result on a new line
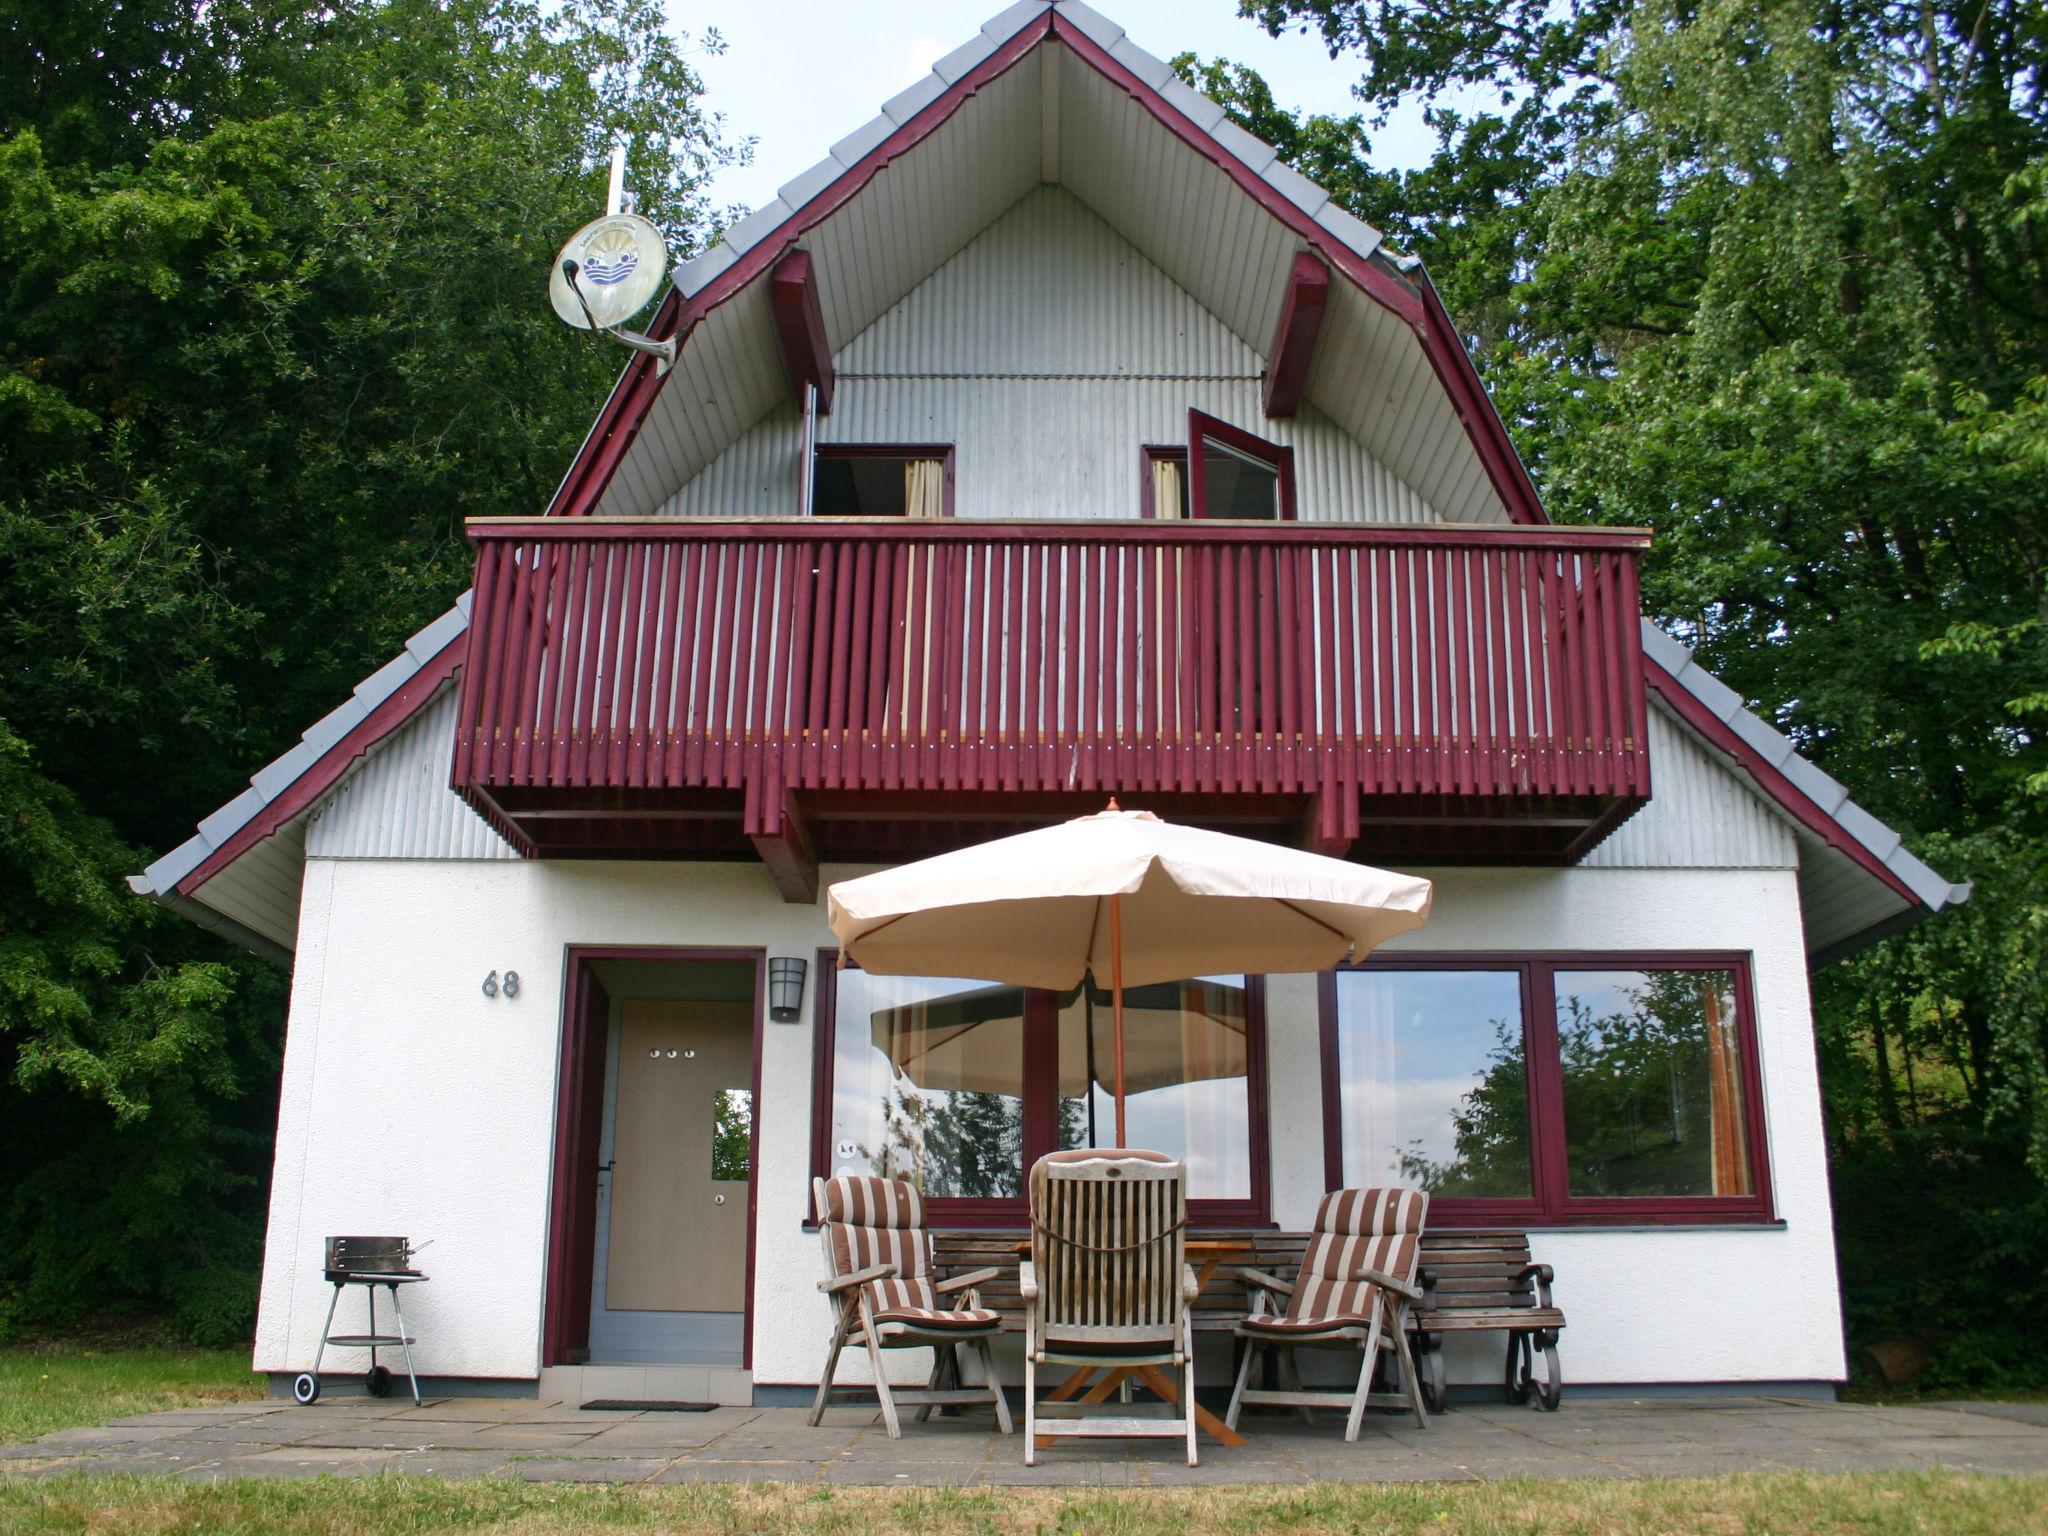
top-left (607, 144), bottom-right (628, 217)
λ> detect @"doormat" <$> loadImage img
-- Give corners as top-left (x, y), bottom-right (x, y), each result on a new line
top-left (581, 1399), bottom-right (717, 1412)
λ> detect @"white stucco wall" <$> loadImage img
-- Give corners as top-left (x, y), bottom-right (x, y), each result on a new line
top-left (254, 853), bottom-right (1844, 1392)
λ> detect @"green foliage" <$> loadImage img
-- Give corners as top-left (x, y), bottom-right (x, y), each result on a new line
top-left (0, 0), bottom-right (738, 1342)
top-left (1215, 0), bottom-right (2048, 1382)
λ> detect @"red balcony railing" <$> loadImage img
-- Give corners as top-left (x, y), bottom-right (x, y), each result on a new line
top-left (453, 518), bottom-right (1650, 858)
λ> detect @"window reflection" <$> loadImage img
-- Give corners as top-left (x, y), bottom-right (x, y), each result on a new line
top-left (1555, 970), bottom-right (1750, 1198)
top-left (1053, 977), bottom-right (1252, 1200)
top-left (1333, 970), bottom-right (1532, 1199)
top-left (832, 974), bottom-right (1026, 1198)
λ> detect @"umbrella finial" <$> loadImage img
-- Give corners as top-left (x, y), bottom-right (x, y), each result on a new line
top-left (1106, 797), bottom-right (1121, 813)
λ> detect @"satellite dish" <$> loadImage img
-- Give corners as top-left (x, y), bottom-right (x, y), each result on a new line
top-left (550, 212), bottom-right (667, 331)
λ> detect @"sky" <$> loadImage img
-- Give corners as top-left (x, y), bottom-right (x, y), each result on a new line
top-left (670, 0), bottom-right (1448, 218)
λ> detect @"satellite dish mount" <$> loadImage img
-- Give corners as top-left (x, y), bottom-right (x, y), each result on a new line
top-left (549, 145), bottom-right (675, 375)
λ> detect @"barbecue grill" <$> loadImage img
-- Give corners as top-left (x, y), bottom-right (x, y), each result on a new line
top-left (292, 1236), bottom-right (428, 1405)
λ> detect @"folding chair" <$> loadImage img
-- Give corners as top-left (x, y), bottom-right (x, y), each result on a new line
top-left (1225, 1187), bottom-right (1430, 1441)
top-left (808, 1174), bottom-right (1012, 1437)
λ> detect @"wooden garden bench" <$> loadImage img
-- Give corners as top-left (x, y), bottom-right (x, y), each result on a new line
top-left (934, 1225), bottom-right (1564, 1411)
top-left (1408, 1229), bottom-right (1565, 1411)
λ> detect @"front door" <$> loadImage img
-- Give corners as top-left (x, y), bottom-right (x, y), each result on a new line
top-left (606, 999), bottom-right (753, 1312)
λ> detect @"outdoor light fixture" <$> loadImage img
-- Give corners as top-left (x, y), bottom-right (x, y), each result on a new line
top-left (769, 956), bottom-right (808, 1023)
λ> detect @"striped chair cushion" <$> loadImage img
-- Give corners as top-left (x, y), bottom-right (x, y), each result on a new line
top-left (1278, 1187), bottom-right (1428, 1329)
top-left (873, 1303), bottom-right (1002, 1337)
top-left (815, 1175), bottom-right (948, 1324)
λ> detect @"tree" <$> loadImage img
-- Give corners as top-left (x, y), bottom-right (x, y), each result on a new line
top-left (0, 0), bottom-right (742, 1340)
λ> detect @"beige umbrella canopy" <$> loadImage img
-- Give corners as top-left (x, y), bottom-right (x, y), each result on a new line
top-left (828, 804), bottom-right (1433, 1144)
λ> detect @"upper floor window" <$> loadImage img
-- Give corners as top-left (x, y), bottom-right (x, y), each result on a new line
top-left (812, 445), bottom-right (952, 518)
top-left (1143, 412), bottom-right (1295, 521)
top-left (1320, 954), bottom-right (1772, 1225)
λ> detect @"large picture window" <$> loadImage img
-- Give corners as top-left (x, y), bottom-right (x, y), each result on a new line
top-left (813, 959), bottom-right (1267, 1225)
top-left (1320, 955), bottom-right (1772, 1225)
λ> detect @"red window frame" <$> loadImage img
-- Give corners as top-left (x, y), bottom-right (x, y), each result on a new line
top-left (810, 951), bottom-right (1272, 1228)
top-left (1186, 410), bottom-right (1296, 522)
top-left (1318, 952), bottom-right (1775, 1227)
top-left (811, 443), bottom-right (957, 518)
top-left (1139, 445), bottom-right (1188, 519)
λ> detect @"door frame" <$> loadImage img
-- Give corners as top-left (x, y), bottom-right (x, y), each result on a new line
top-left (544, 945), bottom-right (767, 1369)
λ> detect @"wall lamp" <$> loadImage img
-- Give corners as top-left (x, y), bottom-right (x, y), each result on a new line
top-left (768, 956), bottom-right (809, 1023)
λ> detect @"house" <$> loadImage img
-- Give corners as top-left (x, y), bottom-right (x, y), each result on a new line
top-left (133, 0), bottom-right (1966, 1408)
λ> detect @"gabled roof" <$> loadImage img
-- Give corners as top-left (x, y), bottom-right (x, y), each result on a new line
top-left (129, 0), bottom-right (1965, 963)
top-left (553, 0), bottom-right (1545, 529)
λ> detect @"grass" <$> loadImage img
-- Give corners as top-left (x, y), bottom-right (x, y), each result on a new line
top-left (2, 1473), bottom-right (2046, 1535)
top-left (0, 1344), bottom-right (263, 1447)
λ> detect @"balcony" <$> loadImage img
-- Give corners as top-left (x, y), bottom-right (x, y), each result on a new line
top-left (452, 518), bottom-right (1650, 895)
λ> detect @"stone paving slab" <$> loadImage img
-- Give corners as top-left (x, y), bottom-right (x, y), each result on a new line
top-left (7, 1397), bottom-right (2048, 1486)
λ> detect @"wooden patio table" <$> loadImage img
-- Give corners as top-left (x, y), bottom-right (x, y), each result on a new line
top-left (1010, 1237), bottom-right (1250, 1449)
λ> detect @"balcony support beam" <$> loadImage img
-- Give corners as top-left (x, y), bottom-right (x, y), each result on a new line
top-left (1300, 785), bottom-right (1358, 861)
top-left (770, 250), bottom-right (833, 416)
top-left (1264, 252), bottom-right (1330, 418)
top-left (747, 783), bottom-right (818, 905)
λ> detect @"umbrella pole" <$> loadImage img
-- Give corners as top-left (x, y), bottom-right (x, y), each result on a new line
top-left (1084, 987), bottom-right (1099, 1149)
top-left (1112, 893), bottom-right (1126, 1146)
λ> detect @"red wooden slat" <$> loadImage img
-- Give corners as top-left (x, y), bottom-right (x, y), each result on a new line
top-left (1449, 547), bottom-right (1474, 795)
top-left (1521, 547), bottom-right (1551, 793)
top-left (826, 536), bottom-right (855, 739)
top-left (1580, 552), bottom-right (1609, 798)
top-left (1079, 544), bottom-right (1101, 792)
top-left (1490, 548), bottom-right (1523, 798)
top-left (1275, 543), bottom-right (1298, 790)
top-left (937, 541), bottom-right (965, 791)
top-left (804, 542), bottom-right (836, 786)
top-left (1193, 542), bottom-right (1215, 789)
top-left (568, 542), bottom-right (616, 787)
top-left (551, 541), bottom-right (592, 786)
top-left (1601, 551), bottom-right (1632, 794)
top-left (900, 542), bottom-right (928, 783)
top-left (962, 541), bottom-right (986, 788)
top-left (1429, 545), bottom-right (1453, 797)
top-left (451, 540), bottom-right (500, 786)
top-left (738, 539), bottom-right (771, 792)
top-left (1551, 551), bottom-right (1585, 796)
top-left (1121, 541), bottom-right (1140, 790)
top-left (1390, 548), bottom-right (1414, 794)
top-left (1257, 542), bottom-right (1279, 792)
top-left (506, 542), bottom-right (552, 786)
top-left (1237, 542), bottom-right (1258, 791)
top-left (611, 539), bottom-right (649, 785)
top-left (1617, 551), bottom-right (1648, 794)
top-left (765, 540), bottom-right (799, 783)
top-left (628, 542), bottom-right (667, 789)
top-left (1215, 545), bottom-right (1237, 794)
top-left (881, 540), bottom-right (910, 789)
top-left (1384, 548), bottom-right (1400, 794)
top-left (1004, 544), bottom-right (1025, 792)
top-left (665, 541), bottom-right (702, 786)
top-left (847, 539), bottom-right (876, 781)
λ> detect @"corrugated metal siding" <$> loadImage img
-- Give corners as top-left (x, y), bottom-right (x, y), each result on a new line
top-left (660, 187), bottom-right (1437, 524)
top-left (1588, 704), bottom-right (1799, 870)
top-left (306, 685), bottom-right (516, 861)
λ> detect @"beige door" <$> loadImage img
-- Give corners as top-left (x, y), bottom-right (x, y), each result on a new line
top-left (606, 999), bottom-right (753, 1312)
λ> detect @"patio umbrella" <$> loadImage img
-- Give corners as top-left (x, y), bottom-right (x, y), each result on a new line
top-left (827, 802), bottom-right (1433, 1145)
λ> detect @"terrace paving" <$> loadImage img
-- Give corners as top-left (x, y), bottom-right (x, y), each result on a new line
top-left (5, 1396), bottom-right (2047, 1485)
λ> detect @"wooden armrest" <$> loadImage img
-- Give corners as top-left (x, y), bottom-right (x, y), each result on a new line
top-left (1230, 1265), bottom-right (1296, 1297)
top-left (935, 1266), bottom-right (1001, 1295)
top-left (1182, 1264), bottom-right (1200, 1304)
top-left (1353, 1265), bottom-right (1424, 1302)
top-left (1018, 1260), bottom-right (1038, 1301)
top-left (818, 1264), bottom-right (892, 1294)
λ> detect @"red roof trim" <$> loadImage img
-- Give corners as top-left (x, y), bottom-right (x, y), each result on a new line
top-left (544, 7), bottom-right (1549, 527)
top-left (1644, 659), bottom-right (1920, 907)
top-left (177, 636), bottom-right (466, 895)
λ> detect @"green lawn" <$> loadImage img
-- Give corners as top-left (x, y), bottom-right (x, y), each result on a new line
top-left (2, 1473), bottom-right (2045, 1534)
top-left (0, 1345), bottom-right (263, 1447)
